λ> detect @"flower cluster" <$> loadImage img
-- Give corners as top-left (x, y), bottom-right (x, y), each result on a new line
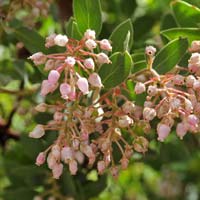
top-left (29, 30), bottom-right (200, 179)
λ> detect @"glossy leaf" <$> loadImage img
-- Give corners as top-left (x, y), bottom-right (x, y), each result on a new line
top-left (161, 28), bottom-right (200, 43)
top-left (153, 38), bottom-right (189, 73)
top-left (99, 51), bottom-right (133, 89)
top-left (171, 0), bottom-right (200, 27)
top-left (73, 0), bottom-right (102, 36)
top-left (109, 19), bottom-right (134, 52)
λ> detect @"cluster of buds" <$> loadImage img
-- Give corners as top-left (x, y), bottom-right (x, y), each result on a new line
top-left (29, 29), bottom-right (200, 179)
top-left (134, 43), bottom-right (200, 141)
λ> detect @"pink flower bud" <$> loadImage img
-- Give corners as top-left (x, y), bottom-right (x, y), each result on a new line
top-left (99, 39), bottom-right (112, 51)
top-left (88, 73), bottom-right (103, 88)
top-left (35, 103), bottom-right (47, 112)
top-left (44, 59), bottom-right (55, 71)
top-left (36, 152), bottom-right (46, 166)
top-left (29, 52), bottom-right (47, 65)
top-left (60, 83), bottom-right (71, 99)
top-left (118, 115), bottom-right (133, 128)
top-left (147, 85), bottom-right (157, 96)
top-left (69, 160), bottom-right (78, 175)
top-left (145, 46), bottom-right (156, 56)
top-left (41, 80), bottom-right (57, 96)
top-left (29, 125), bottom-right (45, 138)
top-left (47, 153), bottom-right (57, 169)
top-left (84, 58), bottom-right (95, 70)
top-left (187, 114), bottom-right (199, 127)
top-left (111, 166), bottom-right (119, 178)
top-left (81, 145), bottom-right (94, 158)
top-left (120, 157), bottom-right (129, 170)
top-left (97, 53), bottom-right (111, 64)
top-left (53, 111), bottom-right (63, 122)
top-left (189, 40), bottom-right (200, 52)
top-left (75, 151), bottom-right (84, 164)
top-left (45, 34), bottom-right (56, 48)
top-left (52, 163), bottom-right (63, 179)
top-left (176, 122), bottom-right (188, 139)
top-left (33, 196), bottom-right (43, 200)
top-left (97, 160), bottom-right (106, 174)
top-left (135, 82), bottom-right (146, 94)
top-left (184, 99), bottom-right (193, 113)
top-left (77, 77), bottom-right (89, 95)
top-left (51, 145), bottom-right (61, 160)
top-left (186, 75), bottom-right (196, 87)
top-left (157, 123), bottom-right (171, 142)
top-left (143, 107), bottom-right (156, 121)
top-left (122, 101), bottom-right (135, 114)
top-left (65, 56), bottom-right (76, 67)
top-left (170, 98), bottom-right (181, 110)
top-left (61, 146), bottom-right (74, 162)
top-left (85, 39), bottom-right (97, 50)
top-left (54, 34), bottom-right (68, 47)
top-left (48, 70), bottom-right (60, 84)
top-left (84, 29), bottom-right (96, 40)
top-left (193, 80), bottom-right (200, 91)
top-left (188, 53), bottom-right (200, 73)
top-left (173, 75), bottom-right (184, 85)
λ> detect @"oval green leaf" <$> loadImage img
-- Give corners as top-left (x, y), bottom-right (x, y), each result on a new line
top-left (153, 38), bottom-right (189, 74)
top-left (99, 51), bottom-right (133, 89)
top-left (73, 0), bottom-right (102, 36)
top-left (171, 0), bottom-right (200, 27)
top-left (109, 19), bottom-right (134, 52)
top-left (161, 28), bottom-right (200, 43)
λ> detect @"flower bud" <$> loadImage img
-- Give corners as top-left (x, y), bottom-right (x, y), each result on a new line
top-left (145, 46), bottom-right (156, 56)
top-left (186, 75), bottom-right (196, 87)
top-left (88, 73), bottom-right (103, 88)
top-left (36, 152), bottom-right (46, 166)
top-left (84, 29), bottom-right (96, 40)
top-left (135, 82), bottom-right (146, 94)
top-left (52, 163), bottom-right (63, 179)
top-left (120, 157), bottom-right (129, 170)
top-left (35, 103), bottom-right (47, 112)
top-left (133, 136), bottom-right (149, 153)
top-left (45, 34), bottom-right (56, 48)
top-left (184, 99), bottom-right (193, 113)
top-left (187, 114), bottom-right (199, 127)
top-left (188, 53), bottom-right (200, 73)
top-left (189, 40), bottom-right (200, 52)
top-left (170, 98), bottom-right (181, 110)
top-left (60, 83), bottom-right (71, 99)
top-left (173, 75), bottom-right (184, 85)
top-left (29, 52), bottom-right (47, 65)
top-left (118, 115), bottom-right (133, 128)
top-left (44, 59), bottom-right (55, 71)
top-left (77, 77), bottom-right (89, 95)
top-left (47, 153), bottom-right (57, 169)
top-left (176, 122), bottom-right (188, 139)
top-left (41, 80), bottom-right (57, 96)
top-left (54, 34), bottom-right (68, 47)
top-left (33, 196), bottom-right (43, 200)
top-left (74, 151), bottom-right (84, 164)
top-left (65, 56), bottom-right (76, 67)
top-left (69, 160), bottom-right (78, 175)
top-left (193, 80), bottom-right (200, 91)
top-left (85, 39), bottom-right (97, 50)
top-left (84, 58), bottom-right (95, 70)
top-left (157, 123), bottom-right (171, 142)
top-left (147, 85), bottom-right (157, 96)
top-left (97, 53), bottom-right (111, 64)
top-left (48, 70), bottom-right (60, 84)
top-left (97, 160), bottom-right (106, 174)
top-left (51, 145), bottom-right (61, 160)
top-left (29, 125), bottom-right (45, 138)
top-left (122, 101), bottom-right (135, 114)
top-left (143, 107), bottom-right (156, 121)
top-left (99, 39), bottom-right (112, 51)
top-left (61, 146), bottom-right (74, 162)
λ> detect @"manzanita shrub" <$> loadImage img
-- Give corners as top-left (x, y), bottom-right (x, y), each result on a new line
top-left (0, 0), bottom-right (200, 200)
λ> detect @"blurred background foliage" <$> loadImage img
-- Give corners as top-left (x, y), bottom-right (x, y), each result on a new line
top-left (0, 0), bottom-right (200, 199)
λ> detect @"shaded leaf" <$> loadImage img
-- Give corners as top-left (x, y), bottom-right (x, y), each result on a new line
top-left (153, 38), bottom-right (189, 73)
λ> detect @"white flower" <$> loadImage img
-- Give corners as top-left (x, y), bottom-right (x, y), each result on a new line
top-left (54, 34), bottom-right (68, 46)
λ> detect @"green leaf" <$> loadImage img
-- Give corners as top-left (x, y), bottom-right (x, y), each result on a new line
top-left (153, 38), bottom-right (189, 74)
top-left (14, 27), bottom-right (47, 54)
top-left (66, 17), bottom-right (82, 40)
top-left (132, 60), bottom-right (146, 73)
top-left (73, 0), bottom-right (102, 36)
top-left (160, 13), bottom-right (177, 30)
top-left (109, 19), bottom-right (133, 52)
top-left (161, 28), bottom-right (200, 43)
top-left (171, 0), bottom-right (200, 28)
top-left (99, 51), bottom-right (133, 89)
